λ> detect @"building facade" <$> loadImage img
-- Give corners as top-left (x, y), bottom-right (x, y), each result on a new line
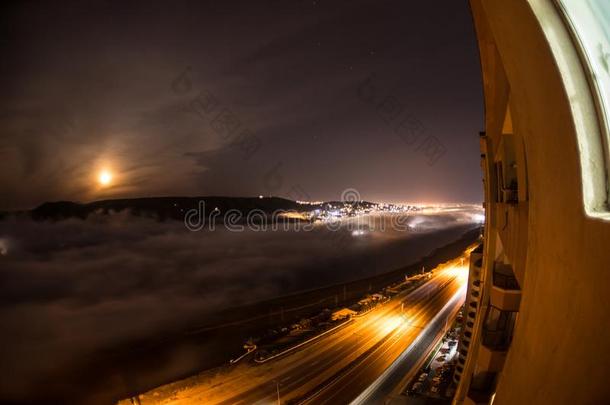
top-left (453, 1), bottom-right (610, 404)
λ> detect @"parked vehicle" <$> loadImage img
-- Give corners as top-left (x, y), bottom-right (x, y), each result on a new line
top-left (408, 381), bottom-right (424, 395)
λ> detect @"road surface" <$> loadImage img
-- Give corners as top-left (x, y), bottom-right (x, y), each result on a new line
top-left (120, 254), bottom-right (469, 405)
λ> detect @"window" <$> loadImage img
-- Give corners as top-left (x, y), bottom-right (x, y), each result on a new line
top-left (482, 306), bottom-right (517, 351)
top-left (556, 0), bottom-right (610, 214)
top-left (494, 160), bottom-right (518, 204)
top-left (558, 1), bottom-right (610, 134)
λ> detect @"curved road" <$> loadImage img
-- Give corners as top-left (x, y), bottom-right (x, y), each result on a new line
top-left (122, 255), bottom-right (469, 405)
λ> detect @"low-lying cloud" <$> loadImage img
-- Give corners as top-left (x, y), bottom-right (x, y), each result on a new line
top-left (0, 207), bottom-right (481, 403)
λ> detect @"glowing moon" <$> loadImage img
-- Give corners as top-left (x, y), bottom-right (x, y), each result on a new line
top-left (98, 170), bottom-right (112, 186)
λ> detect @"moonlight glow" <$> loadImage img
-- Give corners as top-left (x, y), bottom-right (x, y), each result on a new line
top-left (98, 170), bottom-right (113, 186)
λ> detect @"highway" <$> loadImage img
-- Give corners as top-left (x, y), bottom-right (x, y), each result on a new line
top-left (124, 254), bottom-right (469, 405)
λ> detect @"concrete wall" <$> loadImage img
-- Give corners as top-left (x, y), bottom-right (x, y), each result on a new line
top-left (466, 1), bottom-right (610, 404)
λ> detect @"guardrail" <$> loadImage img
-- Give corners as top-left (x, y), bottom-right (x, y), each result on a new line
top-left (254, 318), bottom-right (354, 364)
top-left (229, 345), bottom-right (257, 364)
top-left (253, 270), bottom-right (436, 365)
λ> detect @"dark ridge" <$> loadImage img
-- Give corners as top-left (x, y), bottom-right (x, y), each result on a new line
top-left (28, 196), bottom-right (317, 222)
top-left (23, 196), bottom-right (390, 222)
top-left (31, 201), bottom-right (90, 220)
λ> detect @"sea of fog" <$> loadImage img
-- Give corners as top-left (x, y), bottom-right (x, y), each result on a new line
top-left (0, 205), bottom-right (482, 403)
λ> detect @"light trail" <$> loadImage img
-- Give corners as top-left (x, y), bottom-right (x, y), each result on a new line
top-left (118, 251), bottom-right (471, 405)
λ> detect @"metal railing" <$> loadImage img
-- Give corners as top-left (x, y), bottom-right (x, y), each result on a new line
top-left (493, 268), bottom-right (520, 290)
top-left (482, 328), bottom-right (512, 351)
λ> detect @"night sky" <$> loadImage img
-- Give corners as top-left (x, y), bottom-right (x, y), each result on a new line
top-left (1, 0), bottom-right (483, 210)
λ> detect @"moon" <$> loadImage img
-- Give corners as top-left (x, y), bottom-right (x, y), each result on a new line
top-left (98, 170), bottom-right (113, 186)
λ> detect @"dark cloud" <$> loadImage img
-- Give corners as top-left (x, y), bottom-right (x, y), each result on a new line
top-left (0, 0), bottom-right (483, 210)
top-left (0, 209), bottom-right (481, 402)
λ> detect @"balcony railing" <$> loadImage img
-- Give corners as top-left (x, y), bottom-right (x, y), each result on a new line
top-left (482, 328), bottom-right (512, 351)
top-left (501, 187), bottom-right (518, 203)
top-left (467, 371), bottom-right (497, 404)
top-left (493, 266), bottom-right (520, 290)
top-left (482, 305), bottom-right (516, 351)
